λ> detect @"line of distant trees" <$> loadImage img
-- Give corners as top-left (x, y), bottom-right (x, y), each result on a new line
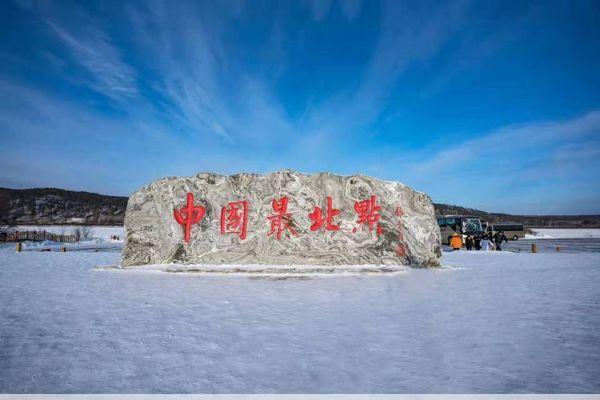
top-left (0, 188), bottom-right (127, 226)
top-left (433, 203), bottom-right (600, 228)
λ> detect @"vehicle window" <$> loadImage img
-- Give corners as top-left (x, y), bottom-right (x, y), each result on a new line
top-left (490, 224), bottom-right (524, 232)
top-left (437, 218), bottom-right (446, 227)
top-left (462, 218), bottom-right (482, 232)
top-left (445, 218), bottom-right (456, 226)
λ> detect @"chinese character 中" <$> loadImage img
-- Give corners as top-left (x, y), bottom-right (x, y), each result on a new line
top-left (174, 193), bottom-right (206, 243)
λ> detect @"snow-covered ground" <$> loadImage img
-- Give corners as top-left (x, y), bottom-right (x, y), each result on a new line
top-left (1, 243), bottom-right (599, 393)
top-left (11, 225), bottom-right (124, 242)
top-left (5, 225), bottom-right (124, 252)
top-left (527, 228), bottom-right (600, 239)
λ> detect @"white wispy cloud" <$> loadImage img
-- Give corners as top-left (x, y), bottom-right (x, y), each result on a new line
top-left (3, 0), bottom-right (597, 213)
top-left (16, 0), bottom-right (470, 148)
top-left (0, 78), bottom-right (248, 193)
top-left (44, 19), bottom-right (138, 101)
top-left (13, 0), bottom-right (137, 101)
top-left (388, 110), bottom-right (600, 213)
top-left (411, 110), bottom-right (600, 176)
top-left (125, 1), bottom-right (246, 142)
top-left (300, 0), bottom-right (471, 143)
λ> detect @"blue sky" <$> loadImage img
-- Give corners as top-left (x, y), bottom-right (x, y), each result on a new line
top-left (1, 0), bottom-right (599, 214)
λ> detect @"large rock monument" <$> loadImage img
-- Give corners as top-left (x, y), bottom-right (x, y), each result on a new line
top-left (121, 170), bottom-right (441, 268)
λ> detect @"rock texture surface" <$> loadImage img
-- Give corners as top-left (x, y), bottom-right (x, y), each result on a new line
top-left (122, 170), bottom-right (441, 268)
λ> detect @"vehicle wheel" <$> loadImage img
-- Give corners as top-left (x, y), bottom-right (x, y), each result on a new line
top-left (512, 235), bottom-right (519, 241)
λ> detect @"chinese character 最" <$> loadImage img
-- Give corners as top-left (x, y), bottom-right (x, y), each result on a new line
top-left (267, 196), bottom-right (298, 240)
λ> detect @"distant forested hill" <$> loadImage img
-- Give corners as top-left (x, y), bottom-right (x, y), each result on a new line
top-left (0, 187), bottom-right (598, 228)
top-left (433, 203), bottom-right (600, 228)
top-left (0, 188), bottom-right (127, 225)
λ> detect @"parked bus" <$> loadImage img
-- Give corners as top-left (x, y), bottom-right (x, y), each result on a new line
top-left (437, 215), bottom-right (485, 245)
top-left (486, 223), bottom-right (525, 241)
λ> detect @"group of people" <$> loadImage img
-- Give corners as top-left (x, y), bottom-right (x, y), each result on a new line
top-left (450, 231), bottom-right (508, 251)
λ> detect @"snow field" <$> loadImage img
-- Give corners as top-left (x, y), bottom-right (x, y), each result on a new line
top-left (1, 245), bottom-right (599, 393)
top-left (11, 225), bottom-right (124, 242)
top-left (527, 228), bottom-right (600, 239)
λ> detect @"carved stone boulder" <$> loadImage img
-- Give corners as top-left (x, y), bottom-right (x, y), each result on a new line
top-left (121, 170), bottom-right (441, 268)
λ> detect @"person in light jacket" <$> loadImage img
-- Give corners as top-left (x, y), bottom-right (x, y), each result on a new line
top-left (481, 233), bottom-right (493, 251)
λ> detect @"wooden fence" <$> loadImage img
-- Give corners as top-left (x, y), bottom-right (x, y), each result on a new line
top-left (0, 230), bottom-right (78, 243)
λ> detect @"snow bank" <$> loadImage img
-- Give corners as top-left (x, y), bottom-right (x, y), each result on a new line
top-left (528, 228), bottom-right (600, 239)
top-left (108, 262), bottom-right (408, 278)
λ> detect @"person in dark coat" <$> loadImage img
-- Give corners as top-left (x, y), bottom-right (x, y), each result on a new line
top-left (493, 230), bottom-right (508, 251)
top-left (465, 235), bottom-right (473, 251)
top-left (474, 234), bottom-right (482, 250)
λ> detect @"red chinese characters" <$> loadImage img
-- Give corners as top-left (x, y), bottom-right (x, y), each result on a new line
top-left (174, 193), bottom-right (206, 243)
top-left (309, 196), bottom-right (340, 231)
top-left (220, 200), bottom-right (249, 240)
top-left (267, 196), bottom-right (298, 239)
top-left (354, 195), bottom-right (382, 235)
top-left (174, 193), bottom-right (393, 243)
